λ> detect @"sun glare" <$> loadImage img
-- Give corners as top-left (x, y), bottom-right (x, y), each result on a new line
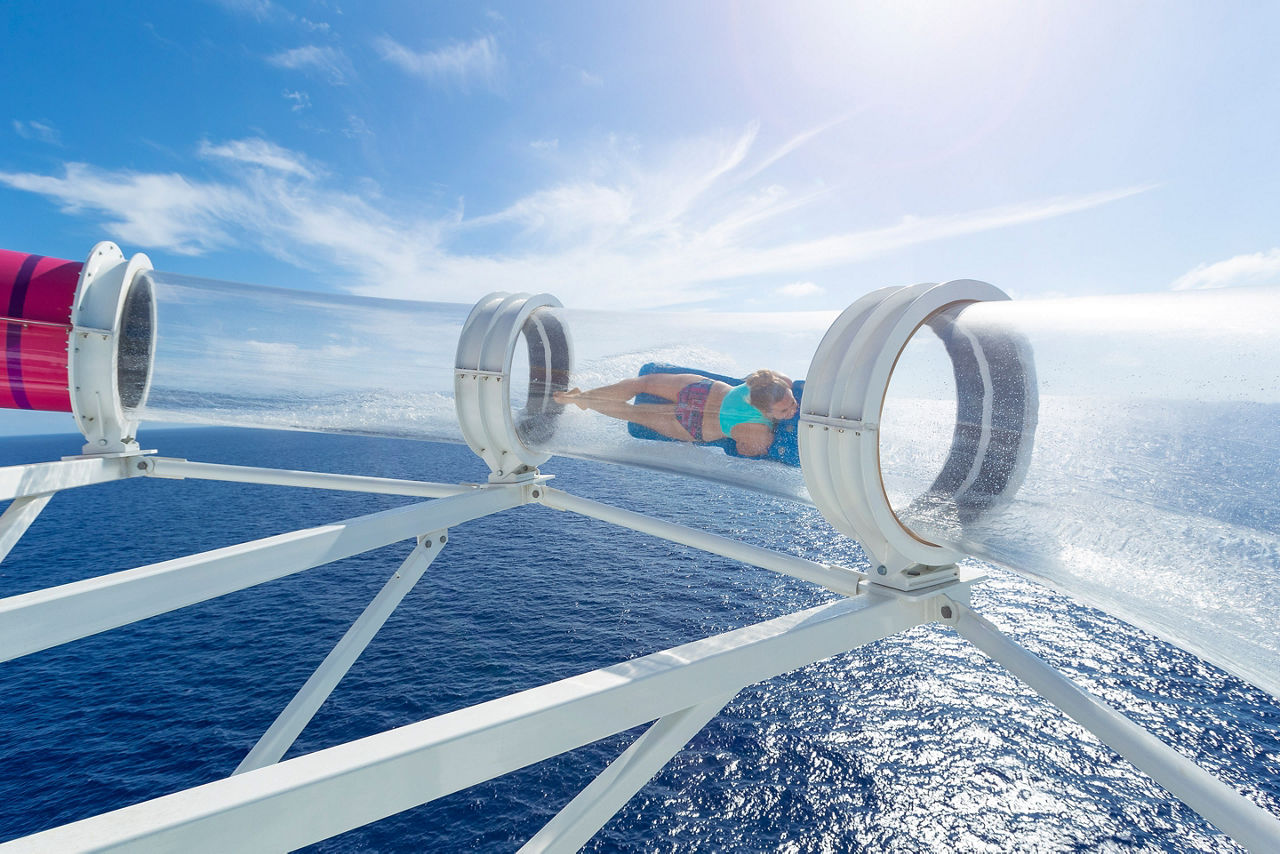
top-left (731, 0), bottom-right (1054, 120)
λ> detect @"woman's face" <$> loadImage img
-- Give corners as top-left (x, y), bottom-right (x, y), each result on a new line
top-left (768, 388), bottom-right (799, 420)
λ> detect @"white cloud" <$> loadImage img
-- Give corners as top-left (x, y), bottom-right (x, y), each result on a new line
top-left (283, 89), bottom-right (311, 112)
top-left (579, 69), bottom-right (604, 88)
top-left (1171, 249), bottom-right (1280, 290)
top-left (214, 0), bottom-right (275, 21)
top-left (0, 140), bottom-right (431, 271)
top-left (215, 0), bottom-right (330, 33)
top-left (466, 183), bottom-right (632, 246)
top-left (530, 138), bottom-right (559, 152)
top-left (13, 120), bottom-right (61, 145)
top-left (267, 45), bottom-right (349, 84)
top-left (0, 125), bottom-right (1151, 310)
top-left (198, 138), bottom-right (316, 179)
top-left (740, 114), bottom-right (855, 183)
top-left (375, 35), bottom-right (502, 91)
top-left (0, 163), bottom-right (242, 255)
top-left (342, 115), bottom-right (373, 139)
top-left (730, 186), bottom-right (1154, 280)
top-left (777, 281), bottom-right (824, 298)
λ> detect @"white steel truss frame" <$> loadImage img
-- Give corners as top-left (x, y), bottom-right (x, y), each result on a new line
top-left (0, 452), bottom-right (1277, 852)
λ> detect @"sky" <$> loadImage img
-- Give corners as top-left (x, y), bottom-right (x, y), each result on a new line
top-left (1, 0), bottom-right (1278, 435)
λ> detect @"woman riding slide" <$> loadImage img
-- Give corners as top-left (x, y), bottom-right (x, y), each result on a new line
top-left (554, 369), bottom-right (798, 457)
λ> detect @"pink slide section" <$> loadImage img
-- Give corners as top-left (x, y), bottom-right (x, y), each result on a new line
top-left (0, 248), bottom-right (82, 412)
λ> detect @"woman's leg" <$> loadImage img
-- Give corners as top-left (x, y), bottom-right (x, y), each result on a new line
top-left (555, 372), bottom-right (710, 441)
top-left (631, 373), bottom-right (707, 401)
top-left (555, 373), bottom-right (706, 407)
top-left (583, 399), bottom-right (693, 441)
top-left (554, 377), bottom-right (645, 407)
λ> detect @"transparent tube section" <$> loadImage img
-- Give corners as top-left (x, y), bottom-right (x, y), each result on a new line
top-left (881, 286), bottom-right (1280, 697)
top-left (521, 305), bottom-right (829, 497)
top-left (136, 270), bottom-right (831, 498)
top-left (137, 271), bottom-right (473, 443)
top-left (136, 269), bottom-right (1280, 694)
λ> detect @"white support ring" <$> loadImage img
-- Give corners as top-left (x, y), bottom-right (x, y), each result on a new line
top-left (799, 280), bottom-right (1036, 587)
top-left (68, 242), bottom-right (156, 454)
top-left (454, 292), bottom-right (572, 480)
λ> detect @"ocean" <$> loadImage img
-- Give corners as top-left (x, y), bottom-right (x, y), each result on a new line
top-left (0, 427), bottom-right (1277, 852)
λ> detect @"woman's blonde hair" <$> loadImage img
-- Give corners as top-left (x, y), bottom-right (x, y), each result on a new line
top-left (744, 369), bottom-right (792, 412)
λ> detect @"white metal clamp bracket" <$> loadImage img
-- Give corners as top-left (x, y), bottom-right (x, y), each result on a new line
top-left (454, 292), bottom-right (573, 482)
top-left (68, 241), bottom-right (156, 455)
top-left (799, 280), bottom-right (1037, 590)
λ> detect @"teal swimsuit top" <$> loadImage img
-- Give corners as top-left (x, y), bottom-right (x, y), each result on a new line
top-left (718, 383), bottom-right (774, 435)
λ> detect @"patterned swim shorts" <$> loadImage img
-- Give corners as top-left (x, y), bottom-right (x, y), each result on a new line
top-left (674, 379), bottom-right (713, 441)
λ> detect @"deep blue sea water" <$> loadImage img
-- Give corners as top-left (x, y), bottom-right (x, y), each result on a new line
top-left (0, 427), bottom-right (1277, 852)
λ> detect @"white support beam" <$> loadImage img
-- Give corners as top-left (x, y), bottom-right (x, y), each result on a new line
top-left (952, 601), bottom-right (1280, 852)
top-left (0, 494), bottom-right (53, 562)
top-left (0, 455), bottom-right (138, 502)
top-left (520, 693), bottom-right (735, 854)
top-left (0, 486), bottom-right (526, 663)
top-left (539, 488), bottom-right (866, 597)
top-left (144, 457), bottom-right (469, 499)
top-left (0, 591), bottom-right (940, 853)
top-left (234, 533), bottom-right (448, 775)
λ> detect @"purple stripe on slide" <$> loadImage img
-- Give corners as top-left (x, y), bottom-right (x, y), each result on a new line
top-left (5, 254), bottom-right (42, 409)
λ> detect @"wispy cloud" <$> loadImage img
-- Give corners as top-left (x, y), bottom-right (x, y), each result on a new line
top-left (213, 0), bottom-right (275, 21)
top-left (0, 163), bottom-right (242, 255)
top-left (375, 35), bottom-right (502, 91)
top-left (777, 281), bottom-right (824, 298)
top-left (740, 114), bottom-right (856, 183)
top-left (215, 0), bottom-right (330, 32)
top-left (729, 186), bottom-right (1155, 280)
top-left (1172, 249), bottom-right (1280, 290)
top-left (342, 115), bottom-right (373, 139)
top-left (0, 127), bottom-right (1150, 309)
top-left (13, 120), bottom-right (62, 146)
top-left (198, 137), bottom-right (317, 179)
top-left (466, 183), bottom-right (633, 246)
top-left (267, 45), bottom-right (350, 84)
top-left (283, 89), bottom-right (311, 112)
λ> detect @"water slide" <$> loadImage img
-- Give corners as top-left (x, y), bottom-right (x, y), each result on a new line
top-left (5, 242), bottom-right (1276, 697)
top-left (1, 242), bottom-right (1277, 850)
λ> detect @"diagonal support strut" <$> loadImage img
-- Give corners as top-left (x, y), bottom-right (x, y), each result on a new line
top-left (235, 530), bottom-right (450, 775)
top-left (520, 692), bottom-right (736, 853)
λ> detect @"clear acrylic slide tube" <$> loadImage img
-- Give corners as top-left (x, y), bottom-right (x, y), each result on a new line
top-left (134, 268), bottom-right (1280, 695)
top-left (879, 285), bottom-right (1280, 696)
top-left (136, 270), bottom-right (475, 444)
top-left (135, 269), bottom-right (830, 497)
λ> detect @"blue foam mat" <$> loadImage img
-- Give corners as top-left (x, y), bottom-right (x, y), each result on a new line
top-left (626, 363), bottom-right (803, 467)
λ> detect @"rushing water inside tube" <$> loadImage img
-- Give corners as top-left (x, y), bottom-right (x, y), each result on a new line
top-left (878, 289), bottom-right (1280, 699)
top-left (878, 321), bottom-right (958, 515)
